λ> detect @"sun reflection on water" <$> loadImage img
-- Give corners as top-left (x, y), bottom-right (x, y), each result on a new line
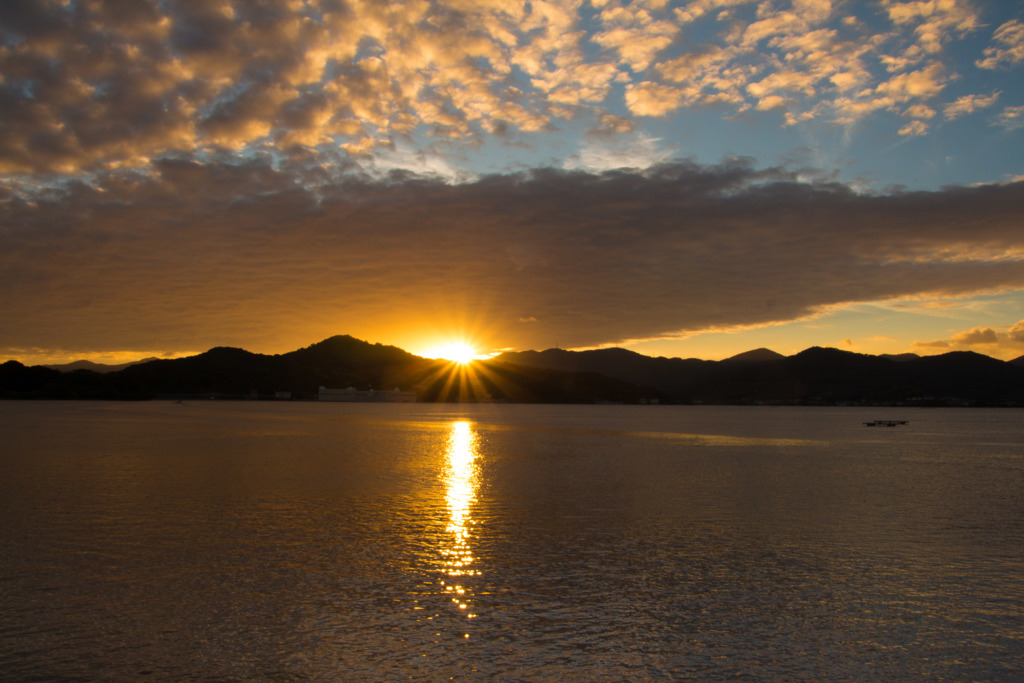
top-left (441, 420), bottom-right (480, 622)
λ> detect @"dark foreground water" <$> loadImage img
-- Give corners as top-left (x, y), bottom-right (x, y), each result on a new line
top-left (1, 401), bottom-right (1022, 680)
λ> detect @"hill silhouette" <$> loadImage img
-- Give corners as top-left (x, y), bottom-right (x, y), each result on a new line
top-left (3, 336), bottom-right (1023, 405)
top-left (723, 348), bottom-right (786, 363)
top-left (495, 345), bottom-right (1024, 405)
top-left (45, 358), bottom-right (157, 373)
top-left (1, 335), bottom-right (661, 403)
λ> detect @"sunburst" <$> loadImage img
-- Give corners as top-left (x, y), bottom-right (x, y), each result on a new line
top-left (422, 341), bottom-right (481, 364)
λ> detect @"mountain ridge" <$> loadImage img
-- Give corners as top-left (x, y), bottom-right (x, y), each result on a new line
top-left (44, 358), bottom-right (159, 374)
top-left (1, 335), bottom-right (662, 403)
top-left (494, 344), bottom-right (1024, 406)
top-left (4, 336), bottom-right (1024, 405)
top-left (34, 342), bottom-right (1013, 373)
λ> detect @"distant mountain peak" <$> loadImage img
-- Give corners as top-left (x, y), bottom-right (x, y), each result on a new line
top-left (879, 352), bottom-right (921, 362)
top-left (722, 348), bottom-right (785, 362)
top-left (45, 357), bottom-right (158, 374)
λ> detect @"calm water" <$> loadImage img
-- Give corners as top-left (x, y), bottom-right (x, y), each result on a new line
top-left (1, 401), bottom-right (1022, 681)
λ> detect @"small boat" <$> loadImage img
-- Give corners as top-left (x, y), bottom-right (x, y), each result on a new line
top-left (863, 420), bottom-right (908, 427)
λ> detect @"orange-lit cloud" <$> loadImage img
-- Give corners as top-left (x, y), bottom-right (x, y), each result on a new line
top-left (944, 92), bottom-right (1000, 120)
top-left (976, 19), bottom-right (1024, 70)
top-left (995, 106), bottom-right (1024, 131)
top-left (0, 0), bottom-right (1015, 177)
top-left (914, 320), bottom-right (1024, 358)
top-left (2, 159), bottom-right (1023, 361)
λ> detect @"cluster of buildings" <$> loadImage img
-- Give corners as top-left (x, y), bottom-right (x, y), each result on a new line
top-left (318, 386), bottom-right (416, 402)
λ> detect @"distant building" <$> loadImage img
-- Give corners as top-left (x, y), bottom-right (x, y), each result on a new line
top-left (318, 386), bottom-right (416, 402)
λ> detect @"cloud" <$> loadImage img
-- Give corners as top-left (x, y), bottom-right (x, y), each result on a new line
top-left (565, 133), bottom-right (674, 172)
top-left (976, 19), bottom-right (1024, 70)
top-left (592, 2), bottom-right (680, 72)
top-left (0, 0), bottom-right (1015, 179)
top-left (0, 0), bottom-right (609, 174)
top-left (875, 62), bottom-right (948, 102)
top-left (625, 81), bottom-right (686, 117)
top-left (365, 145), bottom-right (467, 182)
top-left (994, 105), bottom-right (1024, 131)
top-left (2, 159), bottom-right (1023, 358)
top-left (673, 0), bottom-right (759, 26)
top-left (944, 92), bottom-right (1000, 120)
top-left (902, 104), bottom-right (936, 119)
top-left (952, 327), bottom-right (999, 345)
top-left (898, 120), bottom-right (929, 136)
top-left (914, 339), bottom-right (951, 349)
top-left (585, 114), bottom-right (636, 138)
top-left (914, 320), bottom-right (1024, 357)
top-left (881, 0), bottom-right (980, 56)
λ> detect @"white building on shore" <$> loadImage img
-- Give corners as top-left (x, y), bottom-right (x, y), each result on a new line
top-left (318, 386), bottom-right (417, 402)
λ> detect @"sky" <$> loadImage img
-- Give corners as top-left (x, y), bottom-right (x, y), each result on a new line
top-left (1, 0), bottom-right (1023, 365)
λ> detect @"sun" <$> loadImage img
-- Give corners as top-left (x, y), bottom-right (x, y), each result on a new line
top-left (424, 341), bottom-right (480, 364)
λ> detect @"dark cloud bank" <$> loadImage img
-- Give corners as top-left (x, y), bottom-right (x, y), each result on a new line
top-left (2, 159), bottom-right (1023, 357)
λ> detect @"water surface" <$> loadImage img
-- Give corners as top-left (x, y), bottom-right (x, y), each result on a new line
top-left (1, 402), bottom-right (1022, 680)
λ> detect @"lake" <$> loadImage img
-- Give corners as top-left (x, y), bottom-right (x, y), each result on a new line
top-left (1, 401), bottom-right (1022, 680)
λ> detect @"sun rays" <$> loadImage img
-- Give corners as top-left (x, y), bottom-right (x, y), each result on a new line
top-left (411, 352), bottom-right (527, 403)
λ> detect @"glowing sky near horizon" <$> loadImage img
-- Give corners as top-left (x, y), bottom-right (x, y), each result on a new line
top-left (1, 0), bottom-right (1023, 365)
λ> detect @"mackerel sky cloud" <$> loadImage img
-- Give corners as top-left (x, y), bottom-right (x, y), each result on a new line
top-left (1, 0), bottom-right (1023, 363)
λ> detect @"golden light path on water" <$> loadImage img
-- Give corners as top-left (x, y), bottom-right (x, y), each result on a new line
top-left (440, 421), bottom-right (481, 631)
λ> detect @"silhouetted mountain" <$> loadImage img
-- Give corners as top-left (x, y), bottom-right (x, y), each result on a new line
top-left (0, 360), bottom-right (133, 399)
top-left (45, 358), bottom-right (157, 373)
top-left (1, 335), bottom-right (661, 403)
top-left (1010, 354), bottom-right (1024, 369)
top-left (879, 353), bottom-right (921, 362)
top-left (495, 347), bottom-right (717, 399)
top-left (416, 360), bottom-right (664, 404)
top-left (496, 345), bottom-right (1024, 406)
top-left (112, 336), bottom-right (438, 399)
top-left (722, 348), bottom-right (786, 363)
top-left (4, 338), bottom-right (1023, 404)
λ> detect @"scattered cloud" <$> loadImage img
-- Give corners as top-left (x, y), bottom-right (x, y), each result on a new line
top-left (976, 19), bottom-right (1024, 70)
top-left (914, 319), bottom-right (1024, 356)
top-left (586, 114), bottom-right (636, 138)
top-left (365, 145), bottom-right (468, 182)
top-left (952, 327), bottom-right (999, 345)
top-left (876, 62), bottom-right (948, 102)
top-left (914, 339), bottom-right (951, 349)
top-left (899, 120), bottom-right (930, 136)
top-left (625, 81), bottom-right (687, 117)
top-left (944, 92), bottom-right (1001, 120)
top-left (565, 133), bottom-right (674, 172)
top-left (903, 104), bottom-right (937, 120)
top-left (0, 0), bottom-right (1012, 178)
top-left (994, 105), bottom-right (1024, 131)
top-left (592, 2), bottom-right (680, 72)
top-left (881, 0), bottom-right (980, 56)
